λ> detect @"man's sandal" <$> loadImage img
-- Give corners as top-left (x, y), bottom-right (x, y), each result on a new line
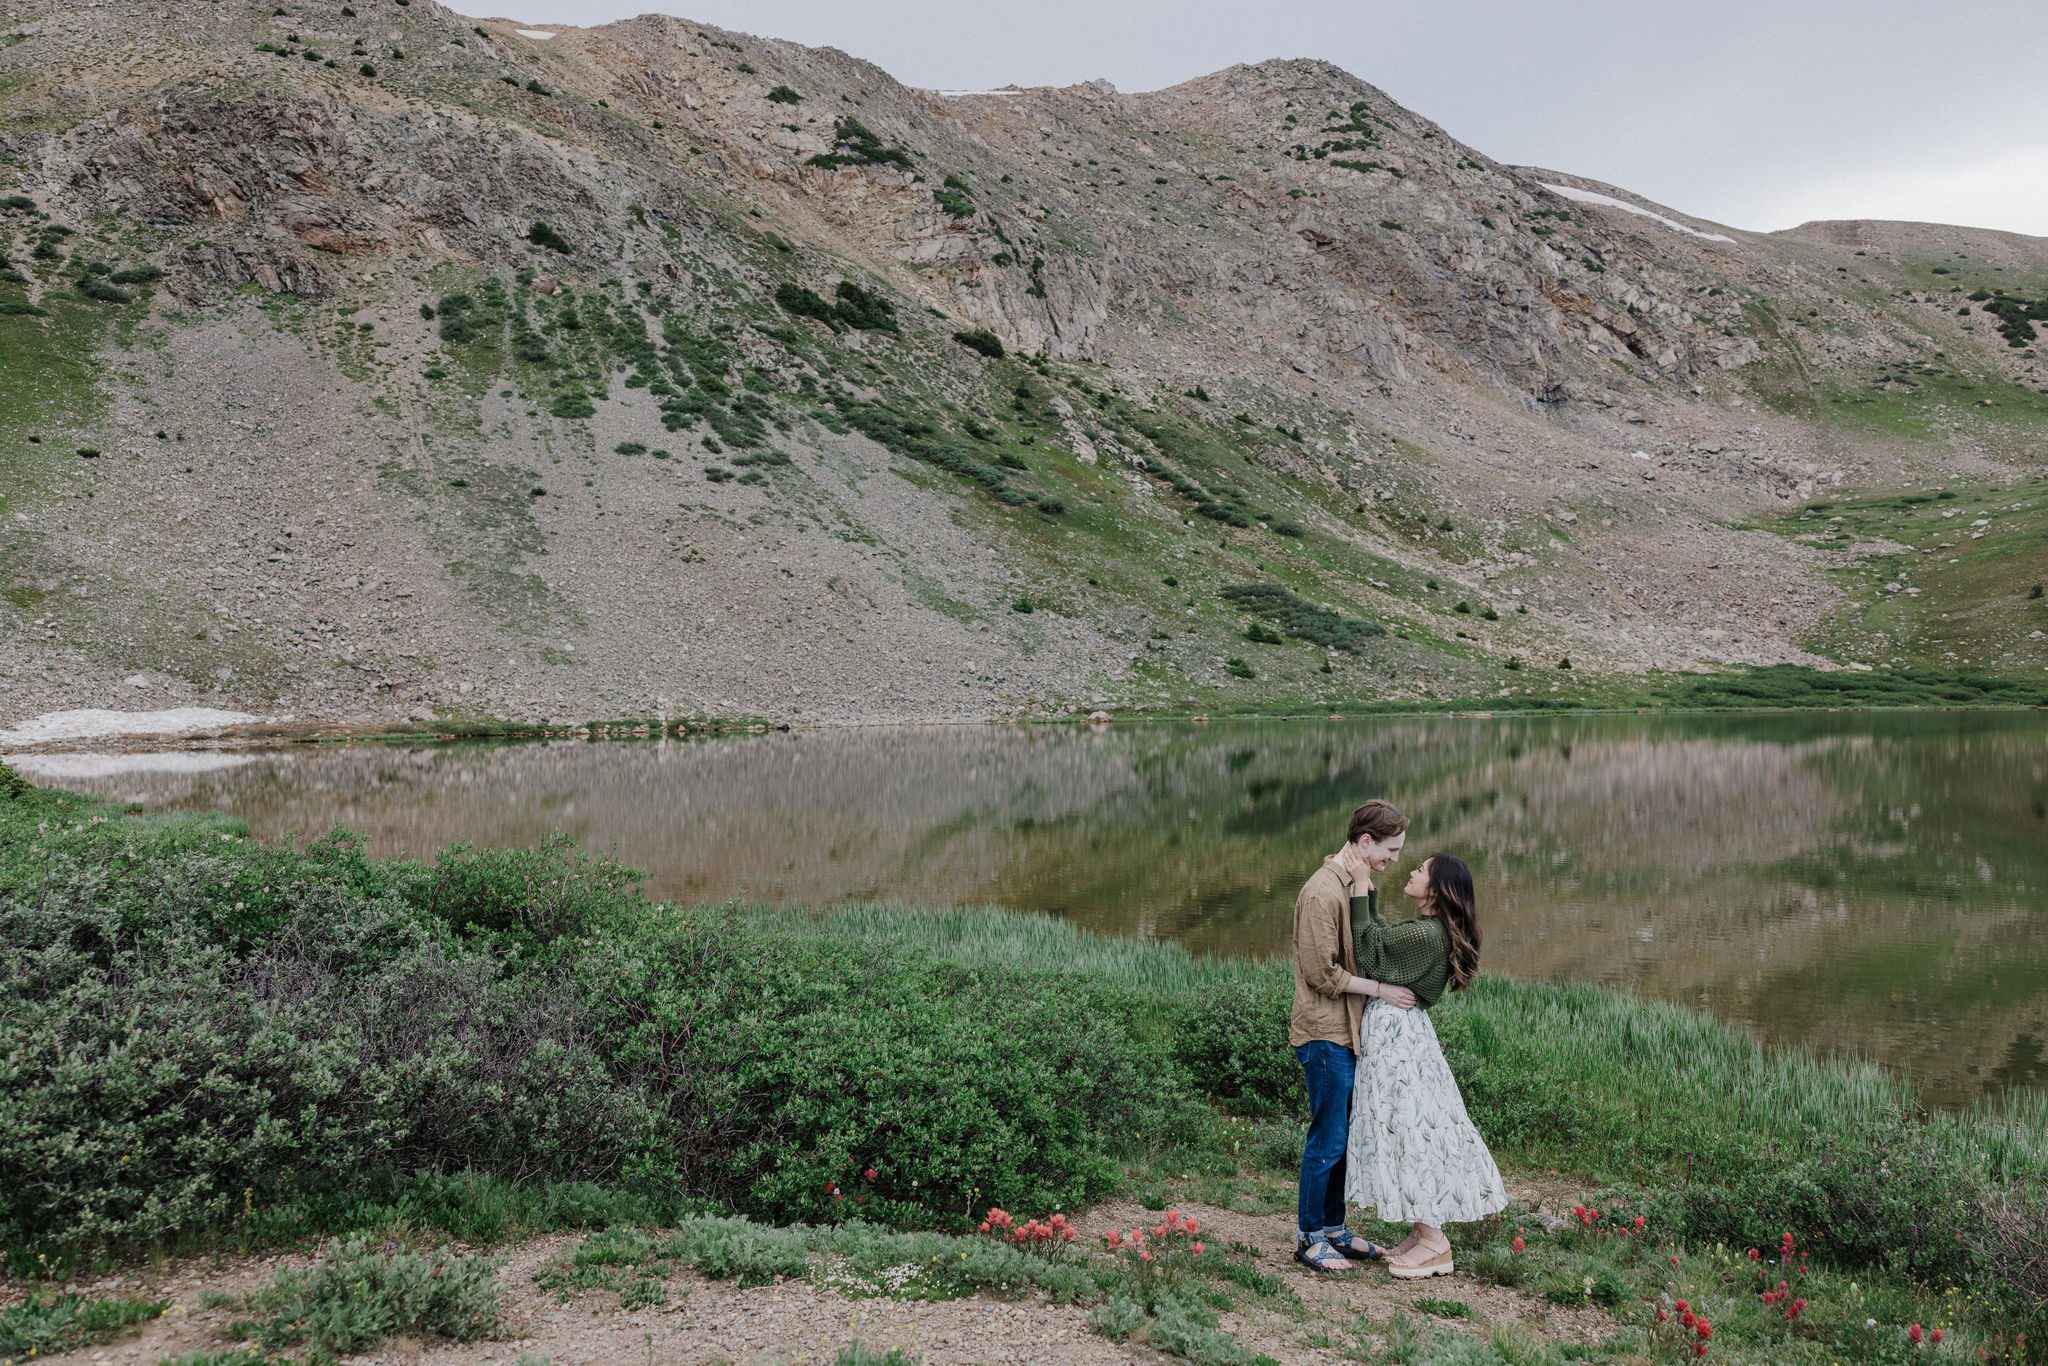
top-left (1326, 1228), bottom-right (1388, 1262)
top-left (1388, 1239), bottom-right (1454, 1280)
top-left (1293, 1237), bottom-right (1359, 1275)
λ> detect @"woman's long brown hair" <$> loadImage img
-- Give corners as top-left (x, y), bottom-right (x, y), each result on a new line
top-left (1423, 854), bottom-right (1481, 991)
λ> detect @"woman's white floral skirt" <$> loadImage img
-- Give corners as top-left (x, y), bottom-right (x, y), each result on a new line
top-left (1344, 998), bottom-right (1509, 1225)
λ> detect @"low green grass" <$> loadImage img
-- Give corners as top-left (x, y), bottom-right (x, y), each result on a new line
top-left (1769, 478), bottom-right (2048, 675)
top-left (1797, 369), bottom-right (2048, 444)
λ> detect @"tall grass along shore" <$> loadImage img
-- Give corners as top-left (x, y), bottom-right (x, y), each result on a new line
top-left (1, 763), bottom-right (2042, 1363)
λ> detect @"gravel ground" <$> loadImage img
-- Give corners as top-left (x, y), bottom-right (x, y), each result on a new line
top-left (16, 1187), bottom-right (1616, 1366)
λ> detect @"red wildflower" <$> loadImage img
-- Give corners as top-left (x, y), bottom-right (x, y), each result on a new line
top-left (1675, 1300), bottom-right (1688, 1313)
top-left (1746, 1248), bottom-right (1760, 1260)
top-left (1139, 1250), bottom-right (1153, 1263)
top-left (1932, 1329), bottom-right (1943, 1344)
top-left (1656, 1310), bottom-right (1668, 1323)
top-left (1681, 1311), bottom-right (1696, 1328)
top-left (1511, 1237), bottom-right (1525, 1254)
top-left (1192, 1241), bottom-right (1204, 1255)
top-left (863, 1167), bottom-right (877, 1181)
top-left (1909, 1323), bottom-right (1923, 1345)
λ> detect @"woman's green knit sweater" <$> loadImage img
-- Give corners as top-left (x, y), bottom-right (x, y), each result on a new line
top-left (1350, 892), bottom-right (1452, 1009)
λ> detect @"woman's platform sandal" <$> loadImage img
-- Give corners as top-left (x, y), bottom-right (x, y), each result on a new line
top-left (1293, 1237), bottom-right (1359, 1275)
top-left (1388, 1240), bottom-right (1454, 1280)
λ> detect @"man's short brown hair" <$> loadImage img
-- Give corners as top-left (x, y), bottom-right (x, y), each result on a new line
top-left (1347, 799), bottom-right (1409, 845)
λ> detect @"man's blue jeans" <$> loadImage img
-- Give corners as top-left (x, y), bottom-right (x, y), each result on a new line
top-left (1295, 1040), bottom-right (1356, 1237)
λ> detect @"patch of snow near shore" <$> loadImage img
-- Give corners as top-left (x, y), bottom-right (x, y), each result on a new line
top-left (0, 707), bottom-right (262, 748)
top-left (514, 28), bottom-right (555, 38)
top-left (1539, 183), bottom-right (1737, 243)
top-left (10, 752), bottom-right (258, 780)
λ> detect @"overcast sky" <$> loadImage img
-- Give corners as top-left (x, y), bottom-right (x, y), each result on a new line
top-left (443, 0), bottom-right (2048, 237)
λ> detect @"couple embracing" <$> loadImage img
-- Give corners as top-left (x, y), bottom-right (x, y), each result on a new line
top-left (1289, 799), bottom-right (1506, 1280)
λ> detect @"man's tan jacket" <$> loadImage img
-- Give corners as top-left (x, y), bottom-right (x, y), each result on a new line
top-left (1290, 854), bottom-right (1364, 1054)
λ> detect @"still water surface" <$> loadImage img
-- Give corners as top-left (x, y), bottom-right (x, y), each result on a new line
top-left (30, 711), bottom-right (2048, 1107)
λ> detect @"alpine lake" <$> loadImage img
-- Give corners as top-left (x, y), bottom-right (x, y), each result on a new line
top-left (27, 708), bottom-right (2048, 1110)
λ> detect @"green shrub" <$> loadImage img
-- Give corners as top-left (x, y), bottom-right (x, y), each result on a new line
top-left (614, 441), bottom-right (647, 455)
top-left (525, 220), bottom-right (572, 254)
top-left (765, 84), bottom-right (801, 104)
top-left (0, 1293), bottom-right (165, 1356)
top-left (76, 277), bottom-right (133, 303)
top-left (1169, 975), bottom-right (1301, 1117)
top-left (951, 327), bottom-right (1004, 359)
top-left (933, 174), bottom-right (975, 219)
top-left (230, 1237), bottom-right (499, 1357)
top-left (774, 280), bottom-right (896, 332)
top-left (108, 265), bottom-right (164, 285)
top-left (831, 280), bottom-right (896, 332)
top-left (774, 281), bottom-right (833, 321)
top-left (1219, 582), bottom-right (1384, 652)
top-left (0, 763), bottom-right (31, 801)
top-left (806, 116), bottom-right (913, 169)
top-left (1651, 1116), bottom-right (1991, 1285)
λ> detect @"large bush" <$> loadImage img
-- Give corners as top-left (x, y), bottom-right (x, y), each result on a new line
top-left (0, 792), bottom-right (1185, 1253)
top-left (1168, 974), bottom-right (1301, 1117)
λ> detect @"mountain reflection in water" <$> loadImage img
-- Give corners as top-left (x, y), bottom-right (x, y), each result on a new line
top-left (33, 711), bottom-right (2048, 1107)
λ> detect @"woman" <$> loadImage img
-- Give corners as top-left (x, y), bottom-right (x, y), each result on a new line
top-left (1343, 854), bottom-right (1506, 1279)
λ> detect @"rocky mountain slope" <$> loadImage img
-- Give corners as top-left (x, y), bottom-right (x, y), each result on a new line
top-left (2, 0), bottom-right (2045, 728)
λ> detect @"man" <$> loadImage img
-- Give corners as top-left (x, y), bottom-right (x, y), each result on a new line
top-left (1290, 798), bottom-right (1415, 1274)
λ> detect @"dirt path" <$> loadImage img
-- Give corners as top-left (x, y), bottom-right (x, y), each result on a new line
top-left (22, 1191), bottom-right (1614, 1365)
